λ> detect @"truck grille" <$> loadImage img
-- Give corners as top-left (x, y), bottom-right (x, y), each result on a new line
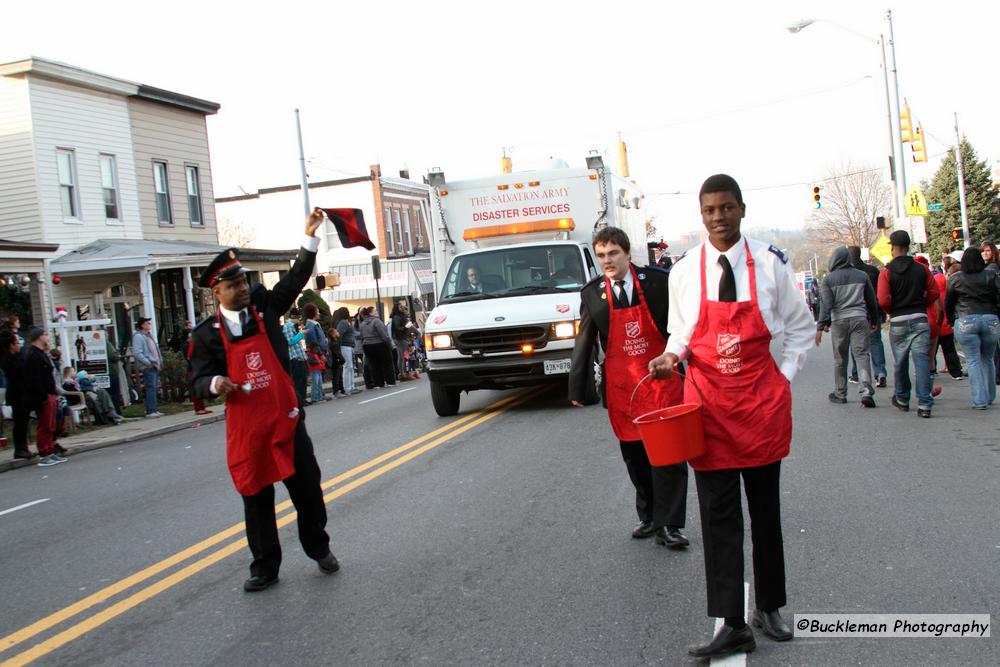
top-left (455, 326), bottom-right (548, 354)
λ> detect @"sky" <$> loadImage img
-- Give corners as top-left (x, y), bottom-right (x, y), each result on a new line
top-left (4, 0), bottom-right (998, 241)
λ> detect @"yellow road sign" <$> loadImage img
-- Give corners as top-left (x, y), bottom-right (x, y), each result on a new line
top-left (869, 234), bottom-right (892, 265)
top-left (905, 185), bottom-right (928, 216)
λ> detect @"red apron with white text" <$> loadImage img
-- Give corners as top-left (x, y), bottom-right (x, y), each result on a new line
top-left (219, 308), bottom-right (300, 496)
top-left (685, 241), bottom-right (792, 471)
top-left (604, 267), bottom-right (682, 441)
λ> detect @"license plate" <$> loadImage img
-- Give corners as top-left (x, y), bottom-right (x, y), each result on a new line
top-left (543, 359), bottom-right (572, 375)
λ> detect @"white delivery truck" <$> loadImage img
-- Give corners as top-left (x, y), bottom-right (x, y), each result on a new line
top-left (422, 153), bottom-right (647, 416)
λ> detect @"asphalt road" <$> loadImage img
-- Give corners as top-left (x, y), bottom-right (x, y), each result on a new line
top-left (0, 343), bottom-right (997, 666)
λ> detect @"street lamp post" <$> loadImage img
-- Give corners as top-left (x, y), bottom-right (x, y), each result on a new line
top-left (787, 14), bottom-right (904, 222)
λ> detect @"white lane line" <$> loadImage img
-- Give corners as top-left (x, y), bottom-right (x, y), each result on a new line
top-left (358, 387), bottom-right (416, 404)
top-left (0, 498), bottom-right (51, 517)
top-left (710, 581), bottom-right (750, 666)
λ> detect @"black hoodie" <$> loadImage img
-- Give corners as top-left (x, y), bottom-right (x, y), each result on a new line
top-left (877, 255), bottom-right (938, 319)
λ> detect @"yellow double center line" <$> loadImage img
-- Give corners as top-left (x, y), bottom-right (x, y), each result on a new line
top-left (0, 387), bottom-right (545, 666)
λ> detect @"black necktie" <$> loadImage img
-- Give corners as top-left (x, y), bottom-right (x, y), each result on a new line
top-left (614, 280), bottom-right (628, 308)
top-left (239, 310), bottom-right (249, 333)
top-left (718, 256), bottom-right (737, 303)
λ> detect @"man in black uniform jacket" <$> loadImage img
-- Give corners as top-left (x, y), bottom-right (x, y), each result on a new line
top-left (568, 227), bottom-right (689, 548)
top-left (189, 209), bottom-right (338, 592)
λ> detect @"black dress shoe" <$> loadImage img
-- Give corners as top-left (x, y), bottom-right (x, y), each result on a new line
top-left (655, 527), bottom-right (690, 549)
top-left (13, 450), bottom-right (38, 460)
top-left (243, 574), bottom-right (279, 592)
top-left (631, 520), bottom-right (659, 539)
top-left (751, 609), bottom-right (793, 641)
top-left (317, 552), bottom-right (340, 574)
top-left (688, 624), bottom-right (755, 658)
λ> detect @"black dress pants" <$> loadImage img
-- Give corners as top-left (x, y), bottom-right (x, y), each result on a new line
top-left (12, 405), bottom-right (30, 451)
top-left (694, 461), bottom-right (785, 617)
top-left (363, 343), bottom-right (395, 387)
top-left (242, 418), bottom-right (330, 577)
top-left (619, 440), bottom-right (688, 528)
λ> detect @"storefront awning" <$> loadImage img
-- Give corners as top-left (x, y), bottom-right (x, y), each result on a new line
top-left (328, 254), bottom-right (434, 301)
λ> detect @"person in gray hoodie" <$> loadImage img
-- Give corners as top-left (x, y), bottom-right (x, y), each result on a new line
top-left (815, 246), bottom-right (879, 406)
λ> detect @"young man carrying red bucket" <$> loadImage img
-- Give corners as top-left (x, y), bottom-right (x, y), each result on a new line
top-left (569, 226), bottom-right (690, 549)
top-left (648, 175), bottom-right (816, 659)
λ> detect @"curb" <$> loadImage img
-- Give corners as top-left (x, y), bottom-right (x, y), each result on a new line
top-left (0, 411), bottom-right (227, 474)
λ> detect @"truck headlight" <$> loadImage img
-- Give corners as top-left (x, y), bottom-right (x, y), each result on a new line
top-left (551, 322), bottom-right (576, 339)
top-left (430, 334), bottom-right (453, 350)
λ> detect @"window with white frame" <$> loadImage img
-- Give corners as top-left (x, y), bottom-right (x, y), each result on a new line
top-left (414, 208), bottom-right (424, 248)
top-left (99, 154), bottom-right (121, 221)
top-left (185, 165), bottom-right (203, 226)
top-left (392, 208), bottom-right (403, 255)
top-left (384, 206), bottom-right (394, 253)
top-left (402, 208), bottom-right (413, 254)
top-left (56, 149), bottom-right (80, 219)
top-left (153, 160), bottom-right (172, 224)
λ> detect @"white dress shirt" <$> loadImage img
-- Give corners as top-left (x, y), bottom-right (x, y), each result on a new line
top-left (210, 235), bottom-right (320, 394)
top-left (611, 270), bottom-right (634, 306)
top-left (665, 236), bottom-right (815, 382)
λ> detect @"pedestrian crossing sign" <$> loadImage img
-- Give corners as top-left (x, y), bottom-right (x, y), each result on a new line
top-left (869, 234), bottom-right (893, 265)
top-left (905, 186), bottom-right (928, 216)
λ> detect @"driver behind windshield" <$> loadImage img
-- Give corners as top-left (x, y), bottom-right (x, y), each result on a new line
top-left (465, 266), bottom-right (484, 293)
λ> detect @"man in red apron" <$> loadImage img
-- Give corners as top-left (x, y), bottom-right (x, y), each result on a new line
top-left (189, 209), bottom-right (338, 592)
top-left (649, 175), bottom-right (815, 658)
top-left (569, 227), bottom-right (689, 548)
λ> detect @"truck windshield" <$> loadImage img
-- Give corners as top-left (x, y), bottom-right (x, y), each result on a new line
top-left (440, 245), bottom-right (586, 302)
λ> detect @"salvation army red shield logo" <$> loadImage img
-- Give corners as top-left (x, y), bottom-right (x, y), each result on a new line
top-left (433, 315), bottom-right (447, 325)
top-left (556, 304), bottom-right (570, 314)
top-left (716, 333), bottom-right (741, 358)
top-left (625, 320), bottom-right (641, 339)
top-left (246, 351), bottom-right (263, 371)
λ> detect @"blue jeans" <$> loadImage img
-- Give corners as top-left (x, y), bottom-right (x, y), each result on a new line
top-left (889, 318), bottom-right (932, 409)
top-left (341, 345), bottom-right (356, 393)
top-left (953, 314), bottom-right (999, 408)
top-left (142, 367), bottom-right (159, 414)
top-left (310, 369), bottom-right (325, 402)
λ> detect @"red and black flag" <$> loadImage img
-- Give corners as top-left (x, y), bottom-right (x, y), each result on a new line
top-left (320, 208), bottom-right (375, 250)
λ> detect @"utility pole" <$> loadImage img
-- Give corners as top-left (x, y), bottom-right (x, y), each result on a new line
top-left (886, 9), bottom-right (907, 224)
top-left (955, 113), bottom-right (971, 249)
top-left (294, 109), bottom-right (310, 216)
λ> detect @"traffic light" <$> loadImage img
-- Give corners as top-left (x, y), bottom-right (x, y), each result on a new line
top-left (876, 216), bottom-right (886, 229)
top-left (912, 124), bottom-right (927, 162)
top-left (812, 185), bottom-right (822, 209)
top-left (900, 103), bottom-right (912, 143)
top-left (951, 227), bottom-right (963, 241)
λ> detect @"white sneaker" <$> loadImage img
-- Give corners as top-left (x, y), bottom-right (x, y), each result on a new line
top-left (145, 412), bottom-right (163, 418)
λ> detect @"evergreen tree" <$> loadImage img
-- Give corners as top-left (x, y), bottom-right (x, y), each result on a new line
top-left (924, 138), bottom-right (999, 258)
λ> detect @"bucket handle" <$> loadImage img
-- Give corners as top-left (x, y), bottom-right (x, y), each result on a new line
top-left (629, 367), bottom-right (705, 420)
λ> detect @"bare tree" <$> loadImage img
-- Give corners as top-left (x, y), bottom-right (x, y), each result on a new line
top-left (808, 164), bottom-right (892, 249)
top-left (217, 216), bottom-right (257, 248)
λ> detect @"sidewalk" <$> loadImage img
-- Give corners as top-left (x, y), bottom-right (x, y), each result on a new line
top-left (0, 407), bottom-right (227, 473)
top-left (0, 372), bottom-right (397, 473)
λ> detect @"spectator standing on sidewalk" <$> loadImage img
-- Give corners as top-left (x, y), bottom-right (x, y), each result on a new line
top-left (847, 246), bottom-right (888, 387)
top-left (282, 308), bottom-right (308, 403)
top-left (22, 328), bottom-right (66, 466)
top-left (815, 247), bottom-right (879, 407)
top-left (131, 317), bottom-right (163, 418)
top-left (326, 326), bottom-right (346, 396)
top-left (302, 304), bottom-right (328, 402)
top-left (877, 231), bottom-right (938, 418)
top-left (0, 329), bottom-right (34, 459)
top-left (334, 307), bottom-right (361, 395)
top-left (306, 342), bottom-right (327, 403)
top-left (360, 307), bottom-right (395, 388)
top-left (5, 314), bottom-right (25, 348)
top-left (390, 300), bottom-right (415, 381)
top-left (945, 247), bottom-right (1000, 409)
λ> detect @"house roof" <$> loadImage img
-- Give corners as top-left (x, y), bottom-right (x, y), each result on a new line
top-left (0, 239), bottom-right (60, 256)
top-left (0, 57), bottom-right (220, 115)
top-left (50, 239), bottom-right (296, 276)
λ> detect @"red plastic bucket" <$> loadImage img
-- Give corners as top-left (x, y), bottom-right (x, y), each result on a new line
top-left (630, 372), bottom-right (705, 466)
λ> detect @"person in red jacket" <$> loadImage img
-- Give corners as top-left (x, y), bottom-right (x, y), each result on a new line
top-left (877, 231), bottom-right (939, 417)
